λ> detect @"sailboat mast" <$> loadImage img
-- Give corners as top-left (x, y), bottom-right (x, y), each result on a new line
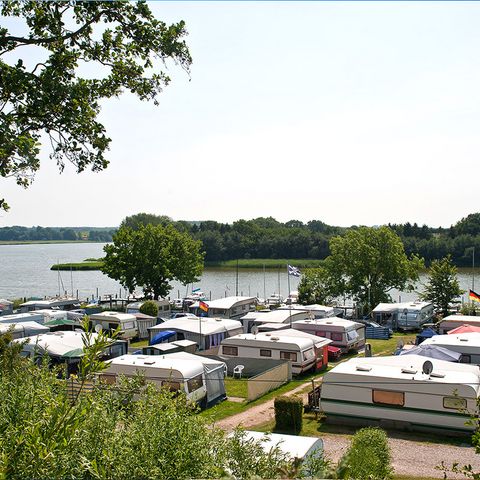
top-left (473, 246), bottom-right (475, 291)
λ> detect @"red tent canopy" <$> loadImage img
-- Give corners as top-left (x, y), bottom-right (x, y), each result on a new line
top-left (447, 324), bottom-right (480, 335)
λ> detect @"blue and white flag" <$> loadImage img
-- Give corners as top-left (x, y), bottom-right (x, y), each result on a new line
top-left (288, 264), bottom-right (301, 277)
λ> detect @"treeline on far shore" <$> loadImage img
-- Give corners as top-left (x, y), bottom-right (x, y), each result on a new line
top-left (4, 212), bottom-right (480, 267)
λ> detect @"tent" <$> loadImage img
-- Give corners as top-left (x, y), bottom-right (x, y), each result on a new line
top-left (150, 330), bottom-right (176, 345)
top-left (399, 343), bottom-right (461, 362)
top-left (447, 324), bottom-right (480, 335)
top-left (415, 327), bottom-right (437, 345)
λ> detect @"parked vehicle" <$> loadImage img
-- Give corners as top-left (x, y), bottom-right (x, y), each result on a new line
top-left (220, 331), bottom-right (331, 375)
top-left (438, 315), bottom-right (480, 334)
top-left (16, 331), bottom-right (128, 375)
top-left (421, 332), bottom-right (480, 364)
top-left (292, 317), bottom-right (365, 353)
top-left (89, 312), bottom-right (138, 340)
top-left (100, 354), bottom-right (208, 407)
top-left (371, 301), bottom-right (434, 331)
top-left (320, 354), bottom-right (479, 435)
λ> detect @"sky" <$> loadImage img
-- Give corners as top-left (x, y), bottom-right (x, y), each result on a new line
top-left (1, 1), bottom-right (480, 228)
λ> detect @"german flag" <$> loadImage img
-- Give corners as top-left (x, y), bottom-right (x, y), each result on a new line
top-left (199, 300), bottom-right (209, 312)
top-left (469, 290), bottom-right (480, 303)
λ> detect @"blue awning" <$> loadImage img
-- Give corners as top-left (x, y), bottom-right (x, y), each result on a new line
top-left (151, 330), bottom-right (176, 345)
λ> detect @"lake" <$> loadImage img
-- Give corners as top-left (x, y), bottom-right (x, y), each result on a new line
top-left (0, 243), bottom-right (477, 305)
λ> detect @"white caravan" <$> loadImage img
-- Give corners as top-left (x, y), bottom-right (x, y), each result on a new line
top-left (100, 354), bottom-right (208, 407)
top-left (89, 312), bottom-right (138, 340)
top-left (320, 355), bottom-right (479, 435)
top-left (292, 317), bottom-right (365, 353)
top-left (438, 315), bottom-right (480, 334)
top-left (371, 301), bottom-right (434, 331)
top-left (148, 317), bottom-right (243, 351)
top-left (220, 331), bottom-right (331, 375)
top-left (0, 321), bottom-right (48, 338)
top-left (421, 333), bottom-right (480, 364)
top-left (278, 304), bottom-right (336, 319)
top-left (17, 331), bottom-right (127, 375)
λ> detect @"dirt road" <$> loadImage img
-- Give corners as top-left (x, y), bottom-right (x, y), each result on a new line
top-left (214, 388), bottom-right (478, 479)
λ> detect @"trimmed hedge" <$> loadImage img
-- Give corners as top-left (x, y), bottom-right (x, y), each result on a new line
top-left (274, 395), bottom-right (303, 434)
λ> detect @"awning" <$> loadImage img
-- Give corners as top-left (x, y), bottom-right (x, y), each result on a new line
top-left (150, 330), bottom-right (176, 345)
top-left (44, 318), bottom-right (78, 327)
top-left (399, 344), bottom-right (461, 362)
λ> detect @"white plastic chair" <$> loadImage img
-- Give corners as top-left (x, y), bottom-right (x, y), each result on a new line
top-left (233, 364), bottom-right (244, 378)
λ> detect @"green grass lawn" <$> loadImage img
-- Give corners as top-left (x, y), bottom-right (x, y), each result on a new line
top-left (129, 339), bottom-right (148, 348)
top-left (224, 378), bottom-right (248, 398)
top-left (368, 333), bottom-right (417, 355)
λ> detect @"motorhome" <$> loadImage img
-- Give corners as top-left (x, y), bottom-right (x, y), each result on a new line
top-left (438, 315), bottom-right (480, 334)
top-left (0, 299), bottom-right (13, 316)
top-left (89, 312), bottom-right (138, 340)
top-left (0, 311), bottom-right (46, 325)
top-left (0, 321), bottom-right (48, 338)
top-left (220, 331), bottom-right (331, 375)
top-left (240, 431), bottom-right (323, 461)
top-left (189, 296), bottom-right (257, 319)
top-left (148, 317), bottom-right (243, 351)
top-left (16, 331), bottom-right (128, 375)
top-left (320, 355), bottom-right (480, 435)
top-left (100, 354), bottom-right (208, 407)
top-left (292, 318), bottom-right (365, 353)
top-left (421, 333), bottom-right (480, 364)
top-left (251, 309), bottom-right (310, 333)
top-left (126, 299), bottom-right (171, 319)
top-left (278, 304), bottom-right (336, 319)
top-left (371, 301), bottom-right (434, 331)
top-left (19, 297), bottom-right (79, 312)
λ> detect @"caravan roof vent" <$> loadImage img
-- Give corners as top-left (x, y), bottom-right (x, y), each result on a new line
top-left (270, 336), bottom-right (280, 341)
top-left (356, 365), bottom-right (371, 372)
top-left (459, 338), bottom-right (469, 342)
top-left (401, 368), bottom-right (417, 374)
top-left (143, 359), bottom-right (156, 365)
top-left (215, 318), bottom-right (222, 322)
top-left (430, 371), bottom-right (445, 378)
top-left (326, 321), bottom-right (333, 324)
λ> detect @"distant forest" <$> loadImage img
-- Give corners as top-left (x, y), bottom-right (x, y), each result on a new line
top-left (2, 213), bottom-right (480, 266)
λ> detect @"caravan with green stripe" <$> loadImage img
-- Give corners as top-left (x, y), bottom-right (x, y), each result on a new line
top-left (320, 355), bottom-right (479, 435)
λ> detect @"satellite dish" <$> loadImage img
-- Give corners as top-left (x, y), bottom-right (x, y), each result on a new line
top-left (94, 324), bottom-right (103, 333)
top-left (422, 360), bottom-right (433, 375)
top-left (252, 326), bottom-right (259, 335)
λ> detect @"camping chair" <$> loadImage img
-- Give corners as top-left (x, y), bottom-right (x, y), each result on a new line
top-left (233, 364), bottom-right (244, 378)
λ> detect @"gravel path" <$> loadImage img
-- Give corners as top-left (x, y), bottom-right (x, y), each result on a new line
top-left (215, 385), bottom-right (479, 479)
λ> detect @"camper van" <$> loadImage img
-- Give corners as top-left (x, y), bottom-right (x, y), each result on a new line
top-left (421, 333), bottom-right (480, 364)
top-left (16, 331), bottom-right (128, 375)
top-left (371, 301), bottom-right (434, 331)
top-left (89, 312), bottom-right (138, 340)
top-left (220, 331), bottom-right (331, 375)
top-left (100, 354), bottom-right (208, 407)
top-left (320, 355), bottom-right (479, 435)
top-left (292, 318), bottom-right (365, 353)
top-left (438, 315), bottom-right (480, 334)
top-left (278, 304), bottom-right (336, 319)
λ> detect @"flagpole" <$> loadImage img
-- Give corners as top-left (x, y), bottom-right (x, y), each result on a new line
top-left (287, 262), bottom-right (292, 327)
top-left (236, 259), bottom-right (239, 296)
top-left (263, 263), bottom-right (266, 302)
top-left (473, 246), bottom-right (475, 292)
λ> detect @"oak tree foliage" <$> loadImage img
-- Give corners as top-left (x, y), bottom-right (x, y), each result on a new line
top-left (0, 1), bottom-right (191, 210)
top-left (102, 223), bottom-right (204, 300)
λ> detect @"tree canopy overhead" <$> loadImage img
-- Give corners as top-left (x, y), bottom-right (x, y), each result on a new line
top-left (325, 226), bottom-right (424, 312)
top-left (0, 1), bottom-right (191, 211)
top-left (102, 223), bottom-right (204, 299)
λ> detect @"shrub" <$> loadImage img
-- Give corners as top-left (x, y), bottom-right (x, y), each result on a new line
top-left (342, 427), bottom-right (393, 480)
top-left (274, 395), bottom-right (303, 434)
top-left (139, 300), bottom-right (158, 317)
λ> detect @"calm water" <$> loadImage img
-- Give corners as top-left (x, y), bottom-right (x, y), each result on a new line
top-left (0, 243), bottom-right (477, 304)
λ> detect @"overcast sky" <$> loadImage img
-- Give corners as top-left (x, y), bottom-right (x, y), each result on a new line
top-left (2, 1), bottom-right (480, 228)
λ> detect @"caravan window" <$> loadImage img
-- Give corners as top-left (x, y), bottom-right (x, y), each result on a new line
top-left (162, 380), bottom-right (181, 392)
top-left (443, 396), bottom-right (467, 410)
top-left (315, 331), bottom-right (327, 337)
top-left (260, 349), bottom-right (272, 357)
top-left (346, 330), bottom-right (359, 342)
top-left (123, 321), bottom-right (135, 330)
top-left (331, 332), bottom-right (343, 342)
top-left (280, 351), bottom-right (297, 361)
top-left (303, 348), bottom-right (314, 361)
top-left (187, 374), bottom-right (204, 393)
top-left (459, 354), bottom-right (471, 364)
top-left (372, 389), bottom-right (404, 406)
top-left (223, 346), bottom-right (238, 356)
